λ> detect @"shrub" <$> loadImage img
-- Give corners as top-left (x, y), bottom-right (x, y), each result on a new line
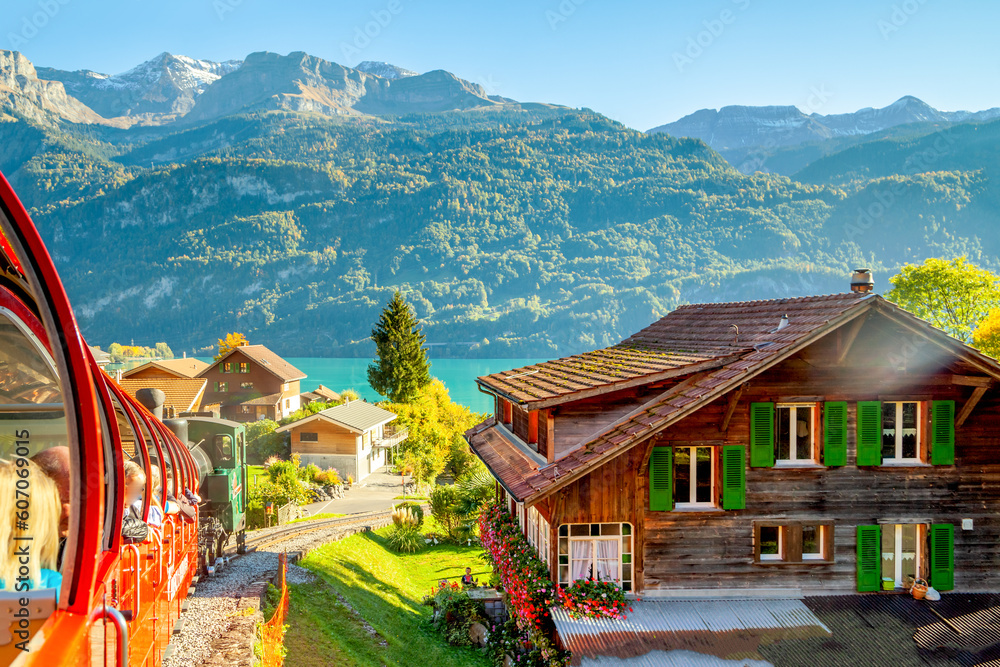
top-left (244, 419), bottom-right (288, 464)
top-left (299, 462), bottom-right (321, 482)
top-left (423, 582), bottom-right (487, 647)
top-left (393, 502), bottom-right (424, 527)
top-left (386, 523), bottom-right (425, 553)
top-left (429, 485), bottom-right (463, 540)
top-left (391, 505), bottom-right (422, 528)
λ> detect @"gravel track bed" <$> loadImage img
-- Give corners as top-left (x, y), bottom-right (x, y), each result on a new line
top-left (164, 513), bottom-right (393, 667)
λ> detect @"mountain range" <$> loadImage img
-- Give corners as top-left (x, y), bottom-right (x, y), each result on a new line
top-left (650, 96), bottom-right (1000, 175)
top-left (2, 49), bottom-right (1000, 358)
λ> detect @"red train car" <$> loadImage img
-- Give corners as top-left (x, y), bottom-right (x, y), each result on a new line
top-left (0, 171), bottom-right (201, 666)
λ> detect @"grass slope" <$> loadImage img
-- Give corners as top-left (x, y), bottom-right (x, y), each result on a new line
top-left (286, 524), bottom-right (493, 666)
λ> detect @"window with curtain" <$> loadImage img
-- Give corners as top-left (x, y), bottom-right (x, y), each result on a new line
top-left (558, 523), bottom-right (633, 591)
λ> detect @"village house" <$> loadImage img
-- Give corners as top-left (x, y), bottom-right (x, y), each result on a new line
top-left (276, 400), bottom-right (407, 482)
top-left (466, 271), bottom-right (1000, 661)
top-left (198, 344), bottom-right (306, 422)
top-left (116, 358), bottom-right (211, 417)
top-left (299, 384), bottom-right (342, 407)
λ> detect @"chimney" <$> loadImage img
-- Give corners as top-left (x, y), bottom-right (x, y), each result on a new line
top-left (850, 268), bottom-right (874, 293)
top-left (136, 387), bottom-right (166, 420)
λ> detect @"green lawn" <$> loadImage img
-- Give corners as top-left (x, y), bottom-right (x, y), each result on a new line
top-left (247, 465), bottom-right (267, 485)
top-left (286, 521), bottom-right (493, 667)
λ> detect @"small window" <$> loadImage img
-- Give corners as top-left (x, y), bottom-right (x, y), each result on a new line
top-left (222, 362), bottom-right (231, 373)
top-left (241, 405), bottom-right (251, 414)
top-left (755, 522), bottom-right (833, 564)
top-left (285, 399), bottom-right (290, 408)
top-left (760, 526), bottom-right (783, 561)
top-left (882, 402), bottom-right (920, 462)
top-left (216, 381), bottom-right (228, 392)
top-left (776, 403), bottom-right (815, 463)
top-left (241, 381), bottom-right (254, 390)
top-left (802, 525), bottom-right (825, 560)
top-left (240, 362), bottom-right (248, 373)
top-left (674, 446), bottom-right (714, 508)
top-left (300, 432), bottom-right (318, 442)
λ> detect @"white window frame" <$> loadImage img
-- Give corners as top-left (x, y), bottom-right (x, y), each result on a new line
top-left (759, 525), bottom-right (784, 561)
top-left (526, 506), bottom-right (550, 564)
top-left (882, 523), bottom-right (922, 587)
top-left (882, 401), bottom-right (921, 463)
top-left (801, 524), bottom-right (825, 561)
top-left (568, 536), bottom-right (620, 583)
top-left (674, 445), bottom-right (715, 509)
top-left (775, 403), bottom-right (816, 464)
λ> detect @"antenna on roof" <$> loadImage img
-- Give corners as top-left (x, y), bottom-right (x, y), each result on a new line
top-left (774, 314), bottom-right (789, 333)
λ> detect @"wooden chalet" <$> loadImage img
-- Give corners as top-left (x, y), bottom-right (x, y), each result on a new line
top-left (467, 274), bottom-right (1000, 600)
top-left (198, 344), bottom-right (306, 422)
top-left (275, 400), bottom-right (407, 481)
top-left (299, 384), bottom-right (342, 406)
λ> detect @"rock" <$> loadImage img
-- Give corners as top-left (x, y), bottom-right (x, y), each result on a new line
top-left (469, 622), bottom-right (488, 647)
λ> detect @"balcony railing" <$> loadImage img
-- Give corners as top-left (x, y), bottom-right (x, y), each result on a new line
top-left (374, 427), bottom-right (408, 449)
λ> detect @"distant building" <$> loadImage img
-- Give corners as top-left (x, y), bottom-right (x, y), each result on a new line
top-left (277, 400), bottom-right (407, 481)
top-left (122, 358), bottom-right (210, 379)
top-left (299, 384), bottom-right (342, 407)
top-left (88, 346), bottom-right (111, 367)
top-left (198, 344), bottom-right (306, 422)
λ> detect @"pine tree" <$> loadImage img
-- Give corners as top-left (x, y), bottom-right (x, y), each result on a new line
top-left (368, 291), bottom-right (431, 403)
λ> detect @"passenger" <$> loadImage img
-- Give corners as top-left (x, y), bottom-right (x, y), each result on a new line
top-left (30, 446), bottom-right (70, 538)
top-left (133, 465), bottom-right (165, 530)
top-left (121, 460), bottom-right (149, 543)
top-left (0, 459), bottom-right (62, 599)
top-left (166, 471), bottom-right (196, 519)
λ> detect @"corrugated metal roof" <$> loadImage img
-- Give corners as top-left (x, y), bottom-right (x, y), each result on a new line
top-left (277, 399), bottom-right (396, 433)
top-left (552, 598), bottom-right (830, 664)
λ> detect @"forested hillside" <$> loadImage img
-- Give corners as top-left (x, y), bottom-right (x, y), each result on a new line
top-left (4, 102), bottom-right (998, 357)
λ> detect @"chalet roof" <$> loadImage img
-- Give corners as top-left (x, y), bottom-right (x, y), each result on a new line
top-left (118, 377), bottom-right (207, 413)
top-left (469, 293), bottom-right (1000, 503)
top-left (275, 400), bottom-right (396, 434)
top-left (202, 344), bottom-right (306, 382)
top-left (237, 392), bottom-right (282, 406)
top-left (300, 384), bottom-right (341, 403)
top-left (122, 358), bottom-right (210, 379)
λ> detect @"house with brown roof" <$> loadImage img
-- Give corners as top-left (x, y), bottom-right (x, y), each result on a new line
top-left (275, 400), bottom-right (407, 481)
top-left (299, 384), bottom-right (342, 407)
top-left (467, 270), bottom-right (1000, 632)
top-left (122, 358), bottom-right (210, 379)
top-left (198, 344), bottom-right (306, 422)
top-left (117, 376), bottom-right (207, 417)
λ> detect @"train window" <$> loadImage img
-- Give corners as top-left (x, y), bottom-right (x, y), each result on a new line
top-left (214, 434), bottom-right (233, 466)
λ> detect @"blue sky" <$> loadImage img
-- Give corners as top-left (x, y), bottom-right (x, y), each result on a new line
top-left (6, 0), bottom-right (997, 130)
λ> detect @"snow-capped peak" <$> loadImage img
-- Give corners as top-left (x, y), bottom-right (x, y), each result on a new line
top-left (354, 60), bottom-right (417, 79)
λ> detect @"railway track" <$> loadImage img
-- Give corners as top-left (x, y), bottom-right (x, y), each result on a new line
top-left (167, 508), bottom-right (407, 667)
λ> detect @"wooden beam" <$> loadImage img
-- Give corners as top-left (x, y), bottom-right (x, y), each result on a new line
top-left (957, 385), bottom-right (989, 428)
top-left (952, 375), bottom-right (993, 387)
top-left (546, 409), bottom-right (555, 463)
top-left (836, 316), bottom-right (867, 365)
top-left (719, 384), bottom-right (745, 433)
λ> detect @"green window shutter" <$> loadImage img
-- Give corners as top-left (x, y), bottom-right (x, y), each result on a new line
top-left (721, 445), bottom-right (746, 510)
top-left (823, 401), bottom-right (848, 467)
top-left (929, 523), bottom-right (955, 591)
top-left (931, 400), bottom-right (955, 465)
top-left (649, 446), bottom-right (673, 511)
top-left (856, 525), bottom-right (881, 592)
top-left (856, 401), bottom-right (882, 466)
top-left (749, 402), bottom-right (774, 468)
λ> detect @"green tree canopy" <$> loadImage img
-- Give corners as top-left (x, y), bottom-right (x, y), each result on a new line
top-left (886, 257), bottom-right (1000, 342)
top-left (368, 291), bottom-right (432, 403)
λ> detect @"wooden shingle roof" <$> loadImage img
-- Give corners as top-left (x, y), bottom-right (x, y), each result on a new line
top-left (203, 345), bottom-right (306, 382)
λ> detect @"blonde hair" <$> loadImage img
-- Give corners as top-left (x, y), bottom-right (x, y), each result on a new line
top-left (124, 460), bottom-right (145, 486)
top-left (0, 458), bottom-right (61, 591)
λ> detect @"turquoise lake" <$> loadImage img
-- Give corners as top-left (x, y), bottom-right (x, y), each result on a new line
top-left (285, 357), bottom-right (546, 413)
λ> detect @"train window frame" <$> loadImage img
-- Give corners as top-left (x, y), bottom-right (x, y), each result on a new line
top-left (94, 371), bottom-right (127, 553)
top-left (121, 398), bottom-right (155, 521)
top-left (0, 185), bottom-right (107, 612)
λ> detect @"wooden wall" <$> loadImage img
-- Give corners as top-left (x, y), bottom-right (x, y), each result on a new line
top-left (290, 420), bottom-right (359, 456)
